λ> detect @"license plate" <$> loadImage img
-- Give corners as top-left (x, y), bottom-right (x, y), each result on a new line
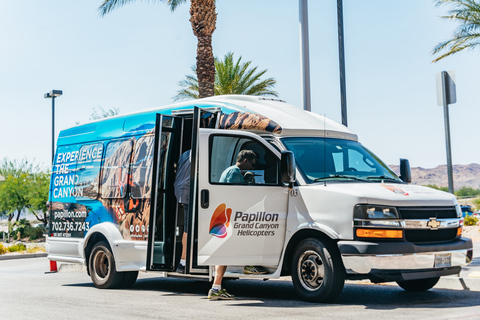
top-left (434, 253), bottom-right (452, 268)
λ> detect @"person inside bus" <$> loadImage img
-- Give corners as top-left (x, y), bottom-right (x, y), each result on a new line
top-left (219, 150), bottom-right (257, 183)
top-left (174, 150), bottom-right (191, 275)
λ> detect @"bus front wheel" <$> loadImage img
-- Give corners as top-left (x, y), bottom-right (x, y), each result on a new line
top-left (291, 238), bottom-right (345, 302)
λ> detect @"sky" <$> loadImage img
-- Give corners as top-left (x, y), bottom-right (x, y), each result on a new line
top-left (0, 0), bottom-right (479, 170)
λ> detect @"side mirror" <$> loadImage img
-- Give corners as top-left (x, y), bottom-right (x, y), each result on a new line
top-left (281, 151), bottom-right (296, 187)
top-left (399, 158), bottom-right (411, 183)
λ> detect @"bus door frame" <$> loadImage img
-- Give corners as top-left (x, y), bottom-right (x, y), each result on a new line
top-left (146, 113), bottom-right (183, 271)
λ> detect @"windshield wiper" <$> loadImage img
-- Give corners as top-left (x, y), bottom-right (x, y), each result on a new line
top-left (366, 176), bottom-right (401, 183)
top-left (314, 175), bottom-right (369, 182)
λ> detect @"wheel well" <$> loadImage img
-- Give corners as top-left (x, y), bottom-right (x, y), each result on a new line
top-left (281, 229), bottom-right (337, 276)
top-left (84, 232), bottom-right (110, 275)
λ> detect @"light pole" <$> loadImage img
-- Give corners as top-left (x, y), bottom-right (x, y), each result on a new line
top-left (299, 0), bottom-right (311, 112)
top-left (44, 90), bottom-right (63, 163)
top-left (337, 0), bottom-right (348, 127)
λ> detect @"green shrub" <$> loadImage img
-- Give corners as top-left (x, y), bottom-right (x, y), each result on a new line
top-left (455, 187), bottom-right (480, 198)
top-left (464, 214), bottom-right (479, 226)
top-left (424, 184), bottom-right (449, 192)
top-left (8, 243), bottom-right (26, 252)
top-left (26, 226), bottom-right (44, 240)
top-left (12, 219), bottom-right (31, 239)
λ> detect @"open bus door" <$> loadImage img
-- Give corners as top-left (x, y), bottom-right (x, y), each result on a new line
top-left (146, 114), bottom-right (182, 271)
top-left (195, 122), bottom-right (289, 268)
top-left (185, 107), bottom-right (220, 275)
top-left (147, 108), bottom-right (220, 273)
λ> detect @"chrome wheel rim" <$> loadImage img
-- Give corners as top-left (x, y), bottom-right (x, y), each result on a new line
top-left (93, 250), bottom-right (109, 282)
top-left (298, 250), bottom-right (324, 291)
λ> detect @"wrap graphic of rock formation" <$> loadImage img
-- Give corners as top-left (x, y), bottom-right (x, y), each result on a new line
top-left (219, 111), bottom-right (282, 133)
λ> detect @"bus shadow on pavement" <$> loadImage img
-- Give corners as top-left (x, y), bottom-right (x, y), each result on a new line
top-left (64, 277), bottom-right (480, 309)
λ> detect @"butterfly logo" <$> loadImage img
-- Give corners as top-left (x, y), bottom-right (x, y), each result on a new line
top-left (209, 203), bottom-right (232, 238)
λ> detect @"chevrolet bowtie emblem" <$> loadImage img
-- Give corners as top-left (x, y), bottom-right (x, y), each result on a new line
top-left (426, 218), bottom-right (441, 230)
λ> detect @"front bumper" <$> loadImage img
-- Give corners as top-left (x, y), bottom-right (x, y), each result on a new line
top-left (338, 237), bottom-right (473, 282)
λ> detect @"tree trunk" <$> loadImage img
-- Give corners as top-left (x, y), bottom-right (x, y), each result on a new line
top-left (196, 35), bottom-right (215, 98)
top-left (189, 0), bottom-right (216, 98)
top-left (32, 211), bottom-right (47, 224)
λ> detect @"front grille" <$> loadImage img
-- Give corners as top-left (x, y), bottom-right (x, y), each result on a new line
top-left (398, 207), bottom-right (457, 220)
top-left (405, 228), bottom-right (458, 243)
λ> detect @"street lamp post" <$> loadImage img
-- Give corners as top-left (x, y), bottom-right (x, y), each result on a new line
top-left (44, 90), bottom-right (63, 164)
top-left (337, 0), bottom-right (348, 127)
top-left (299, 0), bottom-right (311, 112)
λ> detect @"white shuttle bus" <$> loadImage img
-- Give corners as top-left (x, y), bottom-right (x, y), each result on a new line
top-left (46, 95), bottom-right (473, 302)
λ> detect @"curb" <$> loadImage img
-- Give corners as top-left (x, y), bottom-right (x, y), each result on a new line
top-left (0, 252), bottom-right (48, 261)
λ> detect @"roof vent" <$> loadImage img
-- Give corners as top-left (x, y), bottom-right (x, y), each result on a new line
top-left (257, 97), bottom-right (286, 103)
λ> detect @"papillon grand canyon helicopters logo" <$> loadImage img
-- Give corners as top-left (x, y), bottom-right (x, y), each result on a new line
top-left (209, 203), bottom-right (232, 238)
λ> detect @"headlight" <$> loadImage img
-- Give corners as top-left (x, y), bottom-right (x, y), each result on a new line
top-left (354, 205), bottom-right (403, 238)
top-left (354, 205), bottom-right (399, 219)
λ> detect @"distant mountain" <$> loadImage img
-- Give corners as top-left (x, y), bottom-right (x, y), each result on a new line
top-left (390, 163), bottom-right (480, 190)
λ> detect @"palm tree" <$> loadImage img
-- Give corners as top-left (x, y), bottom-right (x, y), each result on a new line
top-left (174, 52), bottom-right (278, 101)
top-left (98, 0), bottom-right (217, 98)
top-left (432, 0), bottom-right (480, 62)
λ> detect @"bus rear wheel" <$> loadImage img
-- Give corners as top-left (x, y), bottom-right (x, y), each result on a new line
top-left (89, 241), bottom-right (124, 289)
top-left (291, 238), bottom-right (345, 303)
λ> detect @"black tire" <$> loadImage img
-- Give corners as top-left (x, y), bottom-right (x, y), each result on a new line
top-left (119, 271), bottom-right (139, 289)
top-left (291, 238), bottom-right (345, 303)
top-left (89, 241), bottom-right (124, 289)
top-left (396, 277), bottom-right (440, 292)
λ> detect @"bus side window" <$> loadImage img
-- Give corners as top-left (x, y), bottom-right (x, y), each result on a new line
top-left (209, 135), bottom-right (280, 185)
top-left (74, 142), bottom-right (104, 199)
top-left (130, 135), bottom-right (154, 199)
top-left (209, 135), bottom-right (238, 183)
top-left (239, 140), bottom-right (280, 185)
top-left (100, 139), bottom-right (134, 199)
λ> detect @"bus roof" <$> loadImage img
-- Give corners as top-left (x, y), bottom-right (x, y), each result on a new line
top-left (57, 95), bottom-right (357, 146)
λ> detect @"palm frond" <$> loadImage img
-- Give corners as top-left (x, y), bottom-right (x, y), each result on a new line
top-left (433, 0), bottom-right (480, 61)
top-left (167, 0), bottom-right (188, 12)
top-left (99, 0), bottom-right (133, 16)
top-left (433, 36), bottom-right (480, 61)
top-left (173, 65), bottom-right (199, 101)
top-left (175, 52), bottom-right (278, 99)
top-left (98, 0), bottom-right (187, 16)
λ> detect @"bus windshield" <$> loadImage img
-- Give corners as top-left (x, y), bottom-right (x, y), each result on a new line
top-left (281, 137), bottom-right (402, 184)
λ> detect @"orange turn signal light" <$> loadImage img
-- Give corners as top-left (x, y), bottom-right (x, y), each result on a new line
top-left (356, 228), bottom-right (403, 239)
top-left (457, 227), bottom-right (462, 236)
